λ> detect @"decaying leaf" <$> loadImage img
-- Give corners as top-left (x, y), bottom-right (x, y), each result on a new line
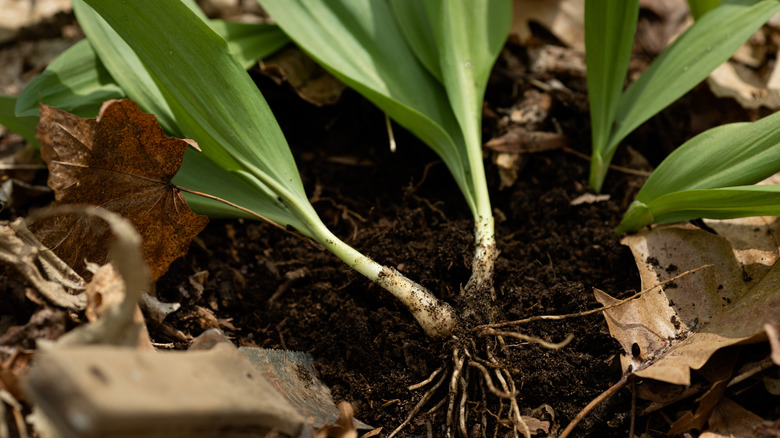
top-left (0, 218), bottom-right (85, 309)
top-left (33, 100), bottom-right (209, 280)
top-left (596, 224), bottom-right (780, 386)
top-left (511, 0), bottom-right (584, 51)
top-left (260, 46), bottom-right (346, 106)
top-left (699, 397), bottom-right (765, 438)
top-left (85, 263), bottom-right (154, 350)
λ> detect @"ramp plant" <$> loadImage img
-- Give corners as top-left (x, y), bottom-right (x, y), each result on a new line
top-left (617, 109), bottom-right (780, 233)
top-left (259, 0), bottom-right (512, 295)
top-left (0, 0), bottom-right (486, 338)
top-left (585, 0), bottom-right (780, 192)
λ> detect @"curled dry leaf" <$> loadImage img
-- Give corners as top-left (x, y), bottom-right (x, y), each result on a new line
top-left (511, 0), bottom-right (584, 52)
top-left (33, 100), bottom-right (209, 280)
top-left (260, 46), bottom-right (346, 106)
top-left (596, 224), bottom-right (780, 386)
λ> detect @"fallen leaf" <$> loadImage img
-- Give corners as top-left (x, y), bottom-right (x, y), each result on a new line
top-left (260, 46), bottom-right (346, 106)
top-left (85, 263), bottom-right (154, 350)
top-left (511, 0), bottom-right (584, 52)
top-left (596, 224), bottom-right (780, 386)
top-left (0, 218), bottom-right (85, 309)
top-left (766, 322), bottom-right (780, 365)
top-left (699, 397), bottom-right (765, 438)
top-left (33, 100), bottom-right (209, 280)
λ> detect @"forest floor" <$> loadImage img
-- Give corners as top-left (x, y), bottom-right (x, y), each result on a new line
top-left (1, 1), bottom-right (779, 437)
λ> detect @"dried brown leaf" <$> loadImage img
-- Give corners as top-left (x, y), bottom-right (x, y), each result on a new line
top-left (699, 397), bottom-right (765, 438)
top-left (33, 100), bottom-right (209, 280)
top-left (260, 46), bottom-right (346, 106)
top-left (511, 0), bottom-right (584, 51)
top-left (596, 225), bottom-right (780, 386)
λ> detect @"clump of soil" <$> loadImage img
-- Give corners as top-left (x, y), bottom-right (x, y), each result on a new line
top-left (156, 50), bottom-right (646, 436)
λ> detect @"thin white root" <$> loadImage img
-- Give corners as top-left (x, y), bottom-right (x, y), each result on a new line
top-left (479, 329), bottom-right (574, 350)
top-left (408, 366), bottom-right (445, 391)
top-left (388, 366), bottom-right (449, 438)
top-left (458, 374), bottom-right (469, 438)
top-left (446, 350), bottom-right (466, 438)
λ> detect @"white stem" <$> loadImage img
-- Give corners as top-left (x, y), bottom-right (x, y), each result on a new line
top-left (464, 215), bottom-right (497, 295)
top-left (313, 227), bottom-right (457, 339)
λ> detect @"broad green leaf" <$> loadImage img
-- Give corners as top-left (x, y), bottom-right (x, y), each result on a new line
top-left (617, 110), bottom-right (780, 233)
top-left (421, 0), bottom-right (511, 217)
top-left (585, 0), bottom-right (639, 192)
top-left (73, 0), bottom-right (178, 135)
top-left (259, 0), bottom-right (509, 219)
top-left (0, 96), bottom-right (39, 146)
top-left (687, 0), bottom-right (721, 19)
top-left (618, 186), bottom-right (780, 233)
top-left (80, 0), bottom-right (317, 236)
top-left (259, 0), bottom-right (473, 209)
top-left (638, 112), bottom-right (780, 201)
top-left (605, 0), bottom-right (780, 184)
top-left (15, 40), bottom-right (125, 118)
top-left (210, 20), bottom-right (290, 69)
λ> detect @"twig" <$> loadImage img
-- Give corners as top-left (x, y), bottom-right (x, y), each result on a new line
top-left (559, 373), bottom-right (631, 438)
top-left (562, 146), bottom-right (652, 177)
top-left (475, 265), bottom-right (712, 331)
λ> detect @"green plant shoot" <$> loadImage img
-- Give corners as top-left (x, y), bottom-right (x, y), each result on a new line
top-left (258, 0), bottom-right (512, 294)
top-left (586, 0), bottom-right (780, 192)
top-left (75, 0), bottom-right (456, 338)
top-left (617, 110), bottom-right (780, 233)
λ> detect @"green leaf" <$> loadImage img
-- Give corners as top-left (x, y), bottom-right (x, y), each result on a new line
top-left (260, 0), bottom-right (510, 220)
top-left (15, 40), bottom-right (125, 118)
top-left (80, 0), bottom-right (318, 235)
top-left (603, 0), bottom-right (780, 187)
top-left (0, 96), bottom-right (39, 146)
top-left (618, 186), bottom-right (780, 233)
top-left (617, 110), bottom-right (780, 233)
top-left (585, 0), bottom-right (639, 192)
top-left (210, 20), bottom-right (290, 69)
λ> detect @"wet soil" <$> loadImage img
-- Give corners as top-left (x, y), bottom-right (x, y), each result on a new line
top-left (2, 8), bottom-right (772, 437)
top-left (154, 50), bottom-right (656, 436)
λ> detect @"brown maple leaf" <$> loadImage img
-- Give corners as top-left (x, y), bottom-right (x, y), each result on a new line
top-left (33, 99), bottom-right (209, 281)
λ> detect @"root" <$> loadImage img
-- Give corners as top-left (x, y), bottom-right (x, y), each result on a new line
top-left (388, 366), bottom-right (449, 438)
top-left (393, 328), bottom-right (570, 438)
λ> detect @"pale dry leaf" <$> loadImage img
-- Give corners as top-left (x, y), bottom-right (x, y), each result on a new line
top-left (85, 263), bottom-right (154, 350)
top-left (0, 219), bottom-right (85, 310)
top-left (596, 224), bottom-right (780, 385)
top-left (699, 397), bottom-right (764, 438)
top-left (260, 46), bottom-right (346, 106)
top-left (511, 0), bottom-right (584, 52)
top-left (766, 322), bottom-right (780, 366)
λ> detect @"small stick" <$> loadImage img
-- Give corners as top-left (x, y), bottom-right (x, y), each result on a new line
top-left (475, 265), bottom-right (712, 331)
top-left (562, 146), bottom-right (652, 177)
top-left (559, 373), bottom-right (631, 438)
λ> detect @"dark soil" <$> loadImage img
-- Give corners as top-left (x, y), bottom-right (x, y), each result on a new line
top-left (154, 46), bottom-right (651, 436)
top-left (3, 7), bottom-right (775, 438)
